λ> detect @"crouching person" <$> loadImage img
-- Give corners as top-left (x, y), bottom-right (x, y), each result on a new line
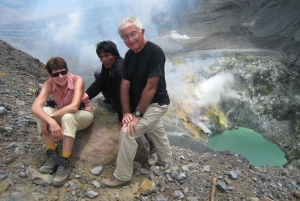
top-left (31, 57), bottom-right (94, 187)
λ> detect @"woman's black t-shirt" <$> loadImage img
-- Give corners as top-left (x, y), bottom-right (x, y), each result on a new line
top-left (123, 41), bottom-right (170, 110)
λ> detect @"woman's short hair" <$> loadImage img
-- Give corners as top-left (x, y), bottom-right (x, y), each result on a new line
top-left (45, 57), bottom-right (68, 74)
top-left (96, 40), bottom-right (120, 58)
top-left (118, 16), bottom-right (143, 35)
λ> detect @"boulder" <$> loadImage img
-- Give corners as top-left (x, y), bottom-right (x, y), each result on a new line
top-left (72, 100), bottom-right (150, 167)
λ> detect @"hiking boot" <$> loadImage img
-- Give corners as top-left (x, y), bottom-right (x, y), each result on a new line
top-left (100, 175), bottom-right (131, 188)
top-left (53, 157), bottom-right (71, 187)
top-left (148, 152), bottom-right (158, 166)
top-left (157, 161), bottom-right (173, 171)
top-left (149, 148), bottom-right (156, 155)
top-left (39, 149), bottom-right (58, 174)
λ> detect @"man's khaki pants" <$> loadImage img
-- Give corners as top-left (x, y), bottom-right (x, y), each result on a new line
top-left (114, 103), bottom-right (173, 181)
top-left (36, 107), bottom-right (94, 138)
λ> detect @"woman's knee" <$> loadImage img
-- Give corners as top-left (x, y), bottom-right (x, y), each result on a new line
top-left (42, 107), bottom-right (56, 114)
top-left (61, 113), bottom-right (76, 122)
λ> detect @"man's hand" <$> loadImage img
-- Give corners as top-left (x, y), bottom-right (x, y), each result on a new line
top-left (121, 116), bottom-right (140, 136)
top-left (48, 122), bottom-right (64, 140)
top-left (122, 113), bottom-right (133, 124)
top-left (119, 122), bottom-right (123, 131)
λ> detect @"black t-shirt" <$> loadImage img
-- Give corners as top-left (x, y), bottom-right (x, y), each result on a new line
top-left (123, 41), bottom-right (170, 110)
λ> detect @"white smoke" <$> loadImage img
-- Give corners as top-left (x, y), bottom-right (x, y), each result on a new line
top-left (166, 56), bottom-right (238, 114)
top-left (0, 0), bottom-right (174, 73)
top-left (195, 73), bottom-right (236, 107)
top-left (48, 12), bottom-right (81, 42)
top-left (1, 0), bottom-right (238, 111)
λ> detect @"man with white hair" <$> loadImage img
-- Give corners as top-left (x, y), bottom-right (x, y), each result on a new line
top-left (100, 16), bottom-right (173, 188)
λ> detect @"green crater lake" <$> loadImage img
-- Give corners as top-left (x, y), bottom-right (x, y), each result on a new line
top-left (208, 127), bottom-right (287, 166)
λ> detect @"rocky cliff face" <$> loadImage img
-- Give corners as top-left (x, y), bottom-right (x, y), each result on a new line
top-left (155, 0), bottom-right (300, 59)
top-left (153, 0), bottom-right (300, 164)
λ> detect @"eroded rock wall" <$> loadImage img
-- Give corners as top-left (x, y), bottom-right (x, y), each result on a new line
top-left (155, 0), bottom-right (300, 163)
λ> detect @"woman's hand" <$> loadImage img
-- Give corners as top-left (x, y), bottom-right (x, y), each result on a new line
top-left (48, 121), bottom-right (64, 140)
top-left (41, 121), bottom-right (49, 135)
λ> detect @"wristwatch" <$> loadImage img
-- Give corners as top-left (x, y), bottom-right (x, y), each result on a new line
top-left (134, 110), bottom-right (143, 117)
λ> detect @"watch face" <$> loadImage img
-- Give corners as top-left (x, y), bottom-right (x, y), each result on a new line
top-left (135, 111), bottom-right (141, 116)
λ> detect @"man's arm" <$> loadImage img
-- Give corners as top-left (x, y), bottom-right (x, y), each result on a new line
top-left (86, 73), bottom-right (103, 100)
top-left (121, 79), bottom-right (132, 123)
top-left (136, 76), bottom-right (160, 113)
top-left (122, 76), bottom-right (160, 136)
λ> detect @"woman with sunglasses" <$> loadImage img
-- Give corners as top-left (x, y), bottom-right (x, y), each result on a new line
top-left (31, 56), bottom-right (94, 187)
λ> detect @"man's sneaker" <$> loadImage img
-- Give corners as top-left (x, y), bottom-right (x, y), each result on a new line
top-left (148, 153), bottom-right (158, 166)
top-left (53, 157), bottom-right (71, 187)
top-left (100, 175), bottom-right (131, 188)
top-left (39, 149), bottom-right (58, 174)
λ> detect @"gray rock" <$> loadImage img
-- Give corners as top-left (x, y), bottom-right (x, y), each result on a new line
top-left (166, 174), bottom-right (173, 182)
top-left (5, 143), bottom-right (19, 149)
top-left (0, 173), bottom-right (7, 181)
top-left (257, 173), bottom-right (271, 181)
top-left (91, 180), bottom-right (100, 189)
top-left (155, 194), bottom-right (168, 201)
top-left (149, 172), bottom-right (161, 186)
top-left (4, 127), bottom-right (13, 133)
top-left (25, 166), bottom-right (54, 187)
top-left (0, 107), bottom-right (7, 115)
top-left (269, 182), bottom-right (277, 188)
top-left (19, 171), bottom-right (26, 178)
top-left (90, 166), bottom-right (103, 176)
top-left (2, 157), bottom-right (13, 164)
top-left (177, 173), bottom-right (187, 180)
top-left (172, 190), bottom-right (184, 199)
top-left (140, 168), bottom-right (149, 175)
top-left (229, 171), bottom-right (239, 179)
top-left (32, 192), bottom-right (44, 200)
top-left (68, 180), bottom-right (82, 190)
top-left (15, 144), bottom-right (25, 155)
top-left (182, 165), bottom-right (190, 172)
top-left (171, 170), bottom-right (180, 180)
top-left (216, 181), bottom-right (227, 192)
top-left (226, 186), bottom-right (236, 191)
top-left (8, 191), bottom-right (32, 200)
top-left (149, 165), bottom-right (161, 176)
top-left (85, 190), bottom-right (98, 198)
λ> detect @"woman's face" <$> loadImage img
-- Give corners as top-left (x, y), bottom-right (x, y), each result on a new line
top-left (50, 68), bottom-right (68, 86)
top-left (98, 52), bottom-right (116, 69)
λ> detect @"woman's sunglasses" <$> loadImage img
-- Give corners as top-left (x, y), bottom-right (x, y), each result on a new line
top-left (51, 69), bottom-right (68, 77)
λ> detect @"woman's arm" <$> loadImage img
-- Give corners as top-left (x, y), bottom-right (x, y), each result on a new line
top-left (50, 76), bottom-right (84, 118)
top-left (31, 79), bottom-right (56, 125)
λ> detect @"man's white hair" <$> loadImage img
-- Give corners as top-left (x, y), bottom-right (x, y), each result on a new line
top-left (118, 16), bottom-right (143, 36)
